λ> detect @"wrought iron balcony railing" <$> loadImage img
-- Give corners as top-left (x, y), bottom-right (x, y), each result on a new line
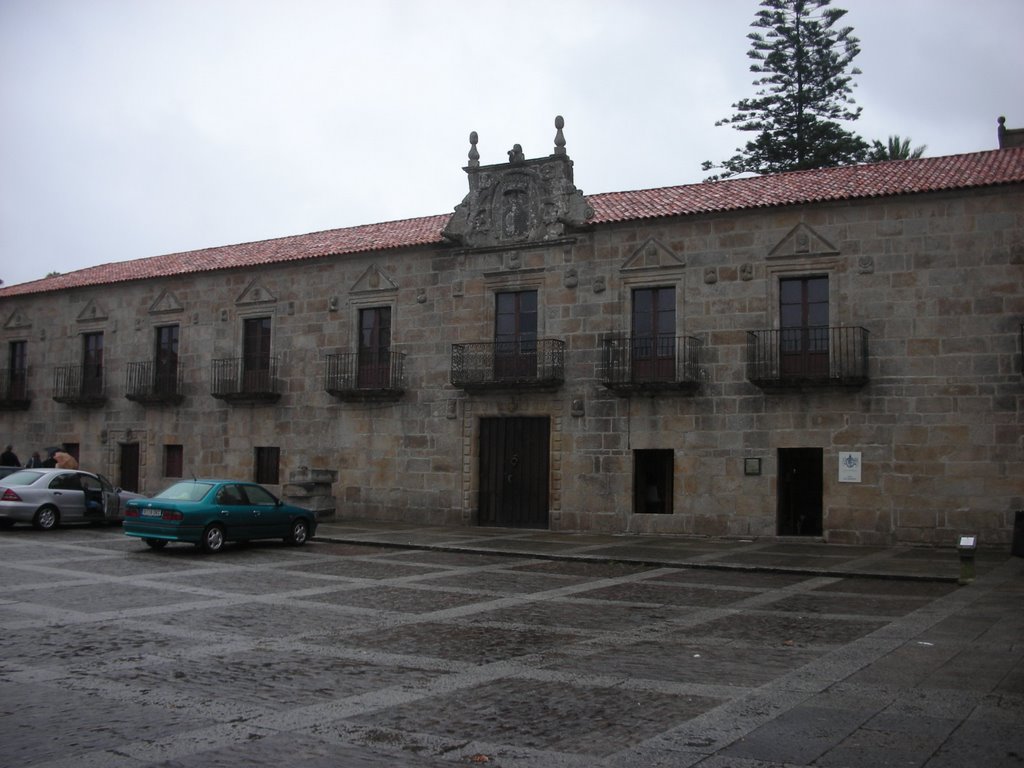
top-left (52, 364), bottom-right (106, 406)
top-left (747, 326), bottom-right (869, 389)
top-left (210, 356), bottom-right (281, 403)
top-left (451, 339), bottom-right (565, 391)
top-left (0, 369), bottom-right (30, 410)
top-left (600, 335), bottom-right (702, 394)
top-left (325, 352), bottom-right (406, 401)
top-left (124, 361), bottom-right (184, 404)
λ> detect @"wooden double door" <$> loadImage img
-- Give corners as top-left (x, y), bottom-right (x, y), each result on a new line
top-left (478, 417), bottom-right (550, 529)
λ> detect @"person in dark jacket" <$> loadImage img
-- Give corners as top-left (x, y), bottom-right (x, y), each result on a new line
top-left (25, 451), bottom-right (43, 468)
top-left (1, 445), bottom-right (20, 466)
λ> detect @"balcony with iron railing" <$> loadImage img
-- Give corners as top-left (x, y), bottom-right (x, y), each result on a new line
top-left (0, 369), bottom-right (30, 410)
top-left (52, 364), bottom-right (107, 406)
top-left (325, 351), bottom-right (406, 401)
top-left (451, 339), bottom-right (565, 392)
top-left (124, 361), bottom-right (184, 405)
top-left (210, 356), bottom-right (282, 403)
top-left (600, 335), bottom-right (702, 395)
top-left (747, 326), bottom-right (869, 389)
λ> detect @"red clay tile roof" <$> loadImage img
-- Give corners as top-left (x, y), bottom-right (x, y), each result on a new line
top-left (3, 148), bottom-right (1022, 298)
top-left (588, 147), bottom-right (1024, 223)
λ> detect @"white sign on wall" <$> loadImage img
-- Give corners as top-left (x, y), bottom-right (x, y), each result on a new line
top-left (838, 451), bottom-right (862, 483)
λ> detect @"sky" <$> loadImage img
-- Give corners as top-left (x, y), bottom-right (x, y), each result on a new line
top-left (1, 0), bottom-right (1022, 288)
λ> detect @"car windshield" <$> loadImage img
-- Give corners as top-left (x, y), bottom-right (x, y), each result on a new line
top-left (155, 481), bottom-right (215, 502)
top-left (0, 470), bottom-right (44, 486)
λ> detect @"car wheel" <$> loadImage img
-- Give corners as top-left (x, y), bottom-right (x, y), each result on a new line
top-left (33, 506), bottom-right (60, 531)
top-left (144, 539), bottom-right (167, 550)
top-left (200, 524), bottom-right (226, 553)
top-left (286, 518), bottom-right (309, 546)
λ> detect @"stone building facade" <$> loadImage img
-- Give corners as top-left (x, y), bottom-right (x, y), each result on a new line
top-left (1, 118), bottom-right (1022, 546)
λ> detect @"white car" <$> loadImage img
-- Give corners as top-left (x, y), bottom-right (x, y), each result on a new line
top-left (0, 468), bottom-right (144, 530)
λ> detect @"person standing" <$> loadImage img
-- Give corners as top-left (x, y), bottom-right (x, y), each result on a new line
top-left (1, 445), bottom-right (19, 466)
top-left (53, 450), bottom-right (78, 469)
top-left (25, 451), bottom-right (42, 468)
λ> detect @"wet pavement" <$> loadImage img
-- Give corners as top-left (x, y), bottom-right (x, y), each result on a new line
top-left (313, 519), bottom-right (1016, 582)
top-left (0, 522), bottom-right (1021, 767)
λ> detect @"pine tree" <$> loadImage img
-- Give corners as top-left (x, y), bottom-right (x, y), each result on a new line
top-left (702, 0), bottom-right (868, 181)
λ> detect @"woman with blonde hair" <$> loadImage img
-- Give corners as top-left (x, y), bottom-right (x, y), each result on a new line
top-left (53, 450), bottom-right (78, 469)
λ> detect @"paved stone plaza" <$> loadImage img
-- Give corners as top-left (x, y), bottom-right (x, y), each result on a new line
top-left (1, 525), bottom-right (1021, 767)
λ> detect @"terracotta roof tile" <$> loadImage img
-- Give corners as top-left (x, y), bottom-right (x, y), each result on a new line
top-left (3, 148), bottom-right (1022, 298)
top-left (588, 147), bottom-right (1024, 223)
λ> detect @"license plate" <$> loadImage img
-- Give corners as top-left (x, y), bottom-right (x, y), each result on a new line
top-left (141, 509), bottom-right (163, 518)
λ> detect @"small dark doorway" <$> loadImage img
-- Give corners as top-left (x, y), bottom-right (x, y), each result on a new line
top-left (119, 443), bottom-right (140, 493)
top-left (479, 416), bottom-right (550, 528)
top-left (633, 449), bottom-right (674, 514)
top-left (777, 447), bottom-right (823, 536)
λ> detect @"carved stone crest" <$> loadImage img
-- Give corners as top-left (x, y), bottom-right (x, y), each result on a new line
top-left (443, 116), bottom-right (594, 248)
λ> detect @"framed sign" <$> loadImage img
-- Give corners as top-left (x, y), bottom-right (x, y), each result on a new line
top-left (838, 451), bottom-right (862, 483)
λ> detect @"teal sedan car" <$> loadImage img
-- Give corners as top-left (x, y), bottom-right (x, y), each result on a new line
top-left (123, 479), bottom-right (316, 553)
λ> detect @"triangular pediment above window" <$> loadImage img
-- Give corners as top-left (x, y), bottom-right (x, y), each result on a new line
top-left (769, 223), bottom-right (839, 259)
top-left (236, 279), bottom-right (277, 305)
top-left (351, 264), bottom-right (399, 294)
top-left (77, 299), bottom-right (108, 322)
top-left (149, 289), bottom-right (184, 315)
top-left (4, 309), bottom-right (32, 330)
top-left (621, 239), bottom-right (686, 272)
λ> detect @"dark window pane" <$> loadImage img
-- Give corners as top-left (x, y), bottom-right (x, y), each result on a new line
top-left (780, 305), bottom-right (802, 328)
top-left (780, 280), bottom-right (803, 304)
top-left (806, 276), bottom-right (829, 303)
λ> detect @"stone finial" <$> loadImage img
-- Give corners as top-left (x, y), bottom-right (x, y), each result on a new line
top-left (468, 131), bottom-right (480, 168)
top-left (554, 115), bottom-right (566, 155)
top-left (997, 116), bottom-right (1024, 149)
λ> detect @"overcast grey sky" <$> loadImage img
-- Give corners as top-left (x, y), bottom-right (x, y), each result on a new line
top-left (2, 0), bottom-right (1022, 288)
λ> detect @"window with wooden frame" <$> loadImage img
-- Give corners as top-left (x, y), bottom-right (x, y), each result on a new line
top-left (494, 289), bottom-right (538, 380)
top-left (358, 306), bottom-right (392, 388)
top-left (779, 276), bottom-right (829, 378)
top-left (631, 286), bottom-right (676, 382)
top-left (163, 445), bottom-right (183, 478)
top-left (254, 446), bottom-right (280, 485)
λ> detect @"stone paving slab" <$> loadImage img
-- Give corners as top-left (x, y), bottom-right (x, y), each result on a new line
top-left (0, 524), bottom-right (1021, 768)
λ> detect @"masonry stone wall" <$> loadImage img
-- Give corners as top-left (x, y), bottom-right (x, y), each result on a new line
top-left (2, 184), bottom-right (1021, 546)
